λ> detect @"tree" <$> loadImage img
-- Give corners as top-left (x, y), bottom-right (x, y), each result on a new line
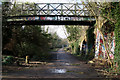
top-left (2, 2), bottom-right (59, 61)
top-left (65, 25), bottom-right (89, 55)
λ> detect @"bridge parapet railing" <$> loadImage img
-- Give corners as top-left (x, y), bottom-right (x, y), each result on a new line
top-left (2, 2), bottom-right (94, 16)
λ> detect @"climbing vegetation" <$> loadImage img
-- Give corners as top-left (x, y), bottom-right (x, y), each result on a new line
top-left (65, 25), bottom-right (95, 60)
top-left (101, 2), bottom-right (120, 73)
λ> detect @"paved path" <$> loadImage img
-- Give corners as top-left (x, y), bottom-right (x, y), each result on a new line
top-left (2, 48), bottom-right (102, 79)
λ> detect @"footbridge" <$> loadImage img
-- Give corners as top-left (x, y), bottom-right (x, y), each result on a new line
top-left (3, 3), bottom-right (96, 25)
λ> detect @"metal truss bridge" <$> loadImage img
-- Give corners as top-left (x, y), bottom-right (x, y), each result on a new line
top-left (3, 3), bottom-right (96, 25)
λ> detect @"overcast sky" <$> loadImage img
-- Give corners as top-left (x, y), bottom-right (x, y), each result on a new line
top-left (43, 25), bottom-right (68, 39)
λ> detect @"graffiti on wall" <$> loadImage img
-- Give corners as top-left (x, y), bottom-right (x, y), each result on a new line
top-left (95, 29), bottom-right (100, 58)
top-left (95, 29), bottom-right (115, 59)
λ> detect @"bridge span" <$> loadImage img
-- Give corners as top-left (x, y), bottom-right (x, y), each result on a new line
top-left (3, 2), bottom-right (96, 25)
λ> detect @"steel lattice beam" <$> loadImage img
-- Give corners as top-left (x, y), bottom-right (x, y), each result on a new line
top-left (3, 3), bottom-right (93, 16)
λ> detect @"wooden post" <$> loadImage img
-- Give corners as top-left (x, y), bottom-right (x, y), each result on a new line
top-left (25, 56), bottom-right (29, 64)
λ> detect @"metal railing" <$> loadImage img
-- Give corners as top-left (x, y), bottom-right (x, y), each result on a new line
top-left (2, 2), bottom-right (93, 16)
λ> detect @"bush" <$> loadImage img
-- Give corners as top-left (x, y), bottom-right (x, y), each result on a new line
top-left (2, 56), bottom-right (15, 65)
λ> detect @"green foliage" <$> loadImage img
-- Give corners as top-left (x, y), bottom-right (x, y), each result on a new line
top-left (2, 2), bottom-right (63, 61)
top-left (73, 41), bottom-right (80, 55)
top-left (12, 25), bottom-right (53, 60)
top-left (65, 25), bottom-right (83, 41)
top-left (2, 56), bottom-right (15, 65)
top-left (2, 27), bottom-right (12, 48)
top-left (70, 42), bottom-right (74, 54)
top-left (50, 32), bottom-right (63, 48)
top-left (65, 25), bottom-right (89, 56)
top-left (109, 3), bottom-right (120, 72)
top-left (2, 2), bottom-right (13, 48)
top-left (101, 2), bottom-right (120, 73)
top-left (69, 41), bottom-right (80, 55)
top-left (114, 22), bottom-right (120, 72)
top-left (86, 27), bottom-right (95, 59)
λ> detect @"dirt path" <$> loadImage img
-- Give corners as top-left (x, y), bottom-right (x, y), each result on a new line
top-left (2, 48), bottom-right (104, 79)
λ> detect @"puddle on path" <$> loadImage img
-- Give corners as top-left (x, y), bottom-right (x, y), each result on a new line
top-left (49, 69), bottom-right (67, 73)
top-left (64, 63), bottom-right (70, 66)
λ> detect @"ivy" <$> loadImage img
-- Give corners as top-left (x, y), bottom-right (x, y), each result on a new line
top-left (111, 3), bottom-right (120, 72)
top-left (114, 21), bottom-right (120, 72)
top-left (101, 2), bottom-right (120, 73)
top-left (86, 26), bottom-right (95, 60)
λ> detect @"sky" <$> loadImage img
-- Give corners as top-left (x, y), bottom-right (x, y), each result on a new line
top-left (43, 25), bottom-right (68, 39)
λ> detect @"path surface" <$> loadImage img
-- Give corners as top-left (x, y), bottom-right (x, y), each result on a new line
top-left (2, 48), bottom-right (103, 79)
